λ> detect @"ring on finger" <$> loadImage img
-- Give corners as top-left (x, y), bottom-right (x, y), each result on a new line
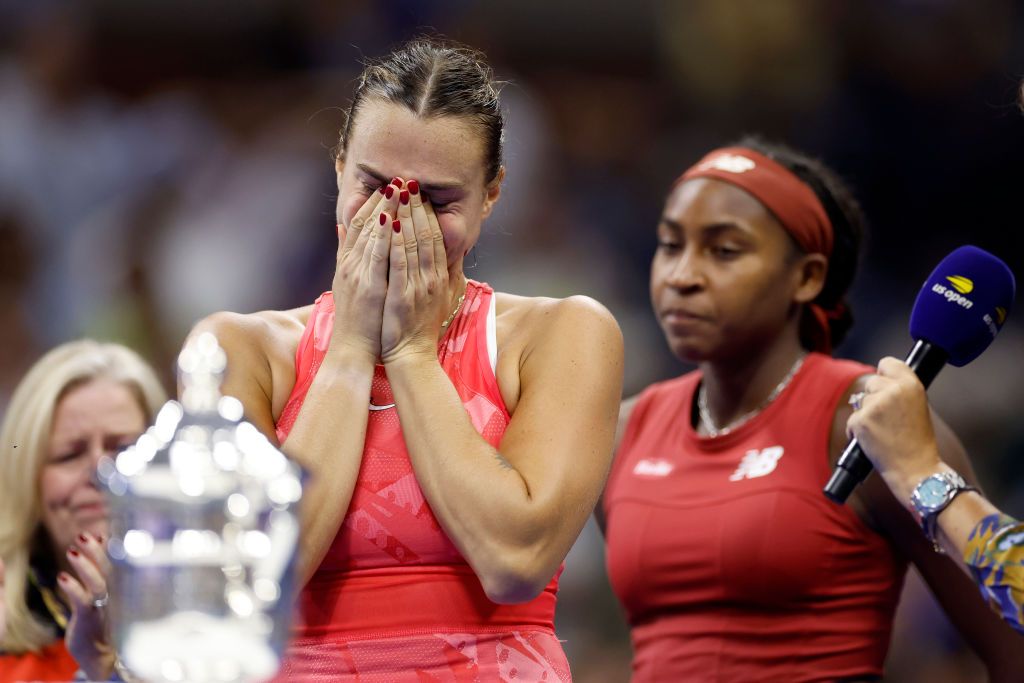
top-left (848, 391), bottom-right (866, 411)
top-left (92, 593), bottom-right (109, 609)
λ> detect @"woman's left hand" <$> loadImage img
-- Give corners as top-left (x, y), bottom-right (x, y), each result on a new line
top-left (60, 532), bottom-right (116, 681)
top-left (381, 180), bottom-right (454, 364)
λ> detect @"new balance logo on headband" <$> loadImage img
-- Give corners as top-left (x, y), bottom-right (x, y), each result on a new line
top-left (695, 153), bottom-right (756, 174)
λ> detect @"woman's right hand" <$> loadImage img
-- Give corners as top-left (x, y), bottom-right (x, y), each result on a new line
top-left (60, 532), bottom-right (116, 682)
top-left (331, 181), bottom-right (401, 362)
top-left (845, 357), bottom-right (944, 500)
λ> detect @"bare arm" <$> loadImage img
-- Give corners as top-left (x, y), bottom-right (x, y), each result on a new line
top-left (188, 185), bottom-right (400, 586)
top-left (187, 313), bottom-right (375, 586)
top-left (0, 557), bottom-right (6, 642)
top-left (385, 296), bottom-right (624, 603)
top-left (835, 370), bottom-right (1024, 680)
top-left (595, 394), bottom-right (640, 536)
top-left (847, 357), bottom-right (1024, 638)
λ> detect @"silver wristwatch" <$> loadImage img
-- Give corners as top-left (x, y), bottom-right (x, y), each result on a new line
top-left (910, 470), bottom-right (976, 553)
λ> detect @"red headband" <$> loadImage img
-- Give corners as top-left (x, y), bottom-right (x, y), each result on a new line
top-left (677, 147), bottom-right (840, 352)
top-left (678, 147), bottom-right (833, 257)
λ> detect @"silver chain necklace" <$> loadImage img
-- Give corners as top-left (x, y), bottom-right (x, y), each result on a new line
top-left (697, 353), bottom-right (807, 437)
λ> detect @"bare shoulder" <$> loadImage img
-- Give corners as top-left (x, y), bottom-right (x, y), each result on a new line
top-left (494, 292), bottom-right (621, 349)
top-left (190, 307), bottom-right (308, 363)
top-left (188, 305), bottom-right (312, 418)
top-left (492, 292), bottom-right (623, 413)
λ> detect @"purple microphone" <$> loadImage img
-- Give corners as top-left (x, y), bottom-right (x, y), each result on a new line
top-left (824, 246), bottom-right (1015, 504)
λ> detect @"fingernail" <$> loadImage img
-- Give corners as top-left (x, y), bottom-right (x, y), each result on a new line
top-left (392, 219), bottom-right (401, 233)
top-left (378, 185), bottom-right (387, 195)
top-left (68, 548), bottom-right (80, 558)
top-left (391, 177), bottom-right (404, 188)
top-left (78, 534), bottom-right (88, 544)
top-left (96, 535), bottom-right (104, 544)
top-left (385, 185), bottom-right (395, 199)
top-left (400, 190), bottom-right (410, 205)
top-left (58, 573), bottom-right (70, 584)
top-left (408, 180), bottom-right (419, 195)
top-left (379, 212), bottom-right (387, 226)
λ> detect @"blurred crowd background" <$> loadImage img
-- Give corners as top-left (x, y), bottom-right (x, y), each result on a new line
top-left (2, 1), bottom-right (1023, 680)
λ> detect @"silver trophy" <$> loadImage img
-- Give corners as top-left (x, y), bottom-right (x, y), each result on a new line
top-left (98, 333), bottom-right (302, 682)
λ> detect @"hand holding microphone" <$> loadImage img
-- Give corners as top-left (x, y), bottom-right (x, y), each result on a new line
top-left (824, 245), bottom-right (1016, 504)
top-left (844, 357), bottom-right (945, 502)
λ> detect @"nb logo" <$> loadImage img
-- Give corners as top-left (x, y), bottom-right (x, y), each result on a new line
top-left (633, 458), bottom-right (674, 478)
top-left (729, 446), bottom-right (784, 481)
top-left (697, 153), bottom-right (756, 174)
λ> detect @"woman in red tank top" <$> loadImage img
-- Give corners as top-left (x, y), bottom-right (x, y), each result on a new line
top-left (601, 138), bottom-right (1024, 682)
top-left (186, 39), bottom-right (623, 681)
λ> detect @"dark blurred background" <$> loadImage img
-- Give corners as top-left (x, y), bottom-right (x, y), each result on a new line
top-left (1, 1), bottom-right (1022, 680)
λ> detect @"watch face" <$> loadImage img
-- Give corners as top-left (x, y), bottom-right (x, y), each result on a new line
top-left (917, 477), bottom-right (951, 509)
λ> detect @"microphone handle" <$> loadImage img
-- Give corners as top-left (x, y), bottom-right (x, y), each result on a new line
top-left (905, 339), bottom-right (947, 389)
top-left (822, 340), bottom-right (949, 504)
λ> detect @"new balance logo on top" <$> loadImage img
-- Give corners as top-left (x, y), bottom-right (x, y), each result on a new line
top-left (729, 446), bottom-right (784, 481)
top-left (633, 458), bottom-right (674, 478)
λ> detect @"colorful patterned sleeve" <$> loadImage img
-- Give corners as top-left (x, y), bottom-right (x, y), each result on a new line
top-left (964, 513), bottom-right (1024, 634)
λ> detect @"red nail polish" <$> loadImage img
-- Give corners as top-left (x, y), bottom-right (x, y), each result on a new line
top-left (393, 219), bottom-right (401, 233)
top-left (58, 573), bottom-right (70, 584)
top-left (385, 185), bottom-right (395, 199)
top-left (78, 534), bottom-right (88, 544)
top-left (68, 548), bottom-right (80, 557)
top-left (408, 180), bottom-right (419, 195)
top-left (378, 185), bottom-right (387, 195)
top-left (379, 212), bottom-right (387, 226)
top-left (400, 190), bottom-right (410, 205)
top-left (391, 178), bottom-right (404, 188)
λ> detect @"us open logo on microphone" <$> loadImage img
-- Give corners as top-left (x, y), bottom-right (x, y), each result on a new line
top-left (930, 275), bottom-right (975, 310)
top-left (982, 307), bottom-right (1007, 339)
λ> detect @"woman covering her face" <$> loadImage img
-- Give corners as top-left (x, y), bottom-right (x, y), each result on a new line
top-left (180, 38), bottom-right (624, 681)
top-left (0, 340), bottom-right (166, 682)
top-left (600, 139), bottom-right (1024, 682)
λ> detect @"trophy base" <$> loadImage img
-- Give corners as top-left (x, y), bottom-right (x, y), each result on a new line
top-left (121, 610), bottom-right (281, 683)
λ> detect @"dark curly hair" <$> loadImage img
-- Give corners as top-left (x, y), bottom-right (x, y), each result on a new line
top-left (733, 136), bottom-right (867, 351)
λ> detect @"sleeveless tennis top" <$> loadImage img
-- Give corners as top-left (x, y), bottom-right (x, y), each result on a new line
top-left (603, 353), bottom-right (907, 682)
top-left (274, 280), bottom-right (571, 682)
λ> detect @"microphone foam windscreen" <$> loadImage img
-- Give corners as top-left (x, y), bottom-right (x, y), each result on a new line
top-left (909, 245), bottom-right (1015, 366)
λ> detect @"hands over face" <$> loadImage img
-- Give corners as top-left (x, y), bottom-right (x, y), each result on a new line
top-left (331, 181), bottom-right (401, 362)
top-left (381, 179), bottom-right (455, 364)
top-left (335, 178), bottom-right (453, 364)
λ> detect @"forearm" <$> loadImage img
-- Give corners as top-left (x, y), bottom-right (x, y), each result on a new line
top-left (884, 463), bottom-right (1002, 563)
top-left (386, 355), bottom-right (558, 598)
top-left (281, 348), bottom-right (374, 584)
top-left (889, 464), bottom-right (1024, 637)
top-left (958, 504), bottom-right (1024, 636)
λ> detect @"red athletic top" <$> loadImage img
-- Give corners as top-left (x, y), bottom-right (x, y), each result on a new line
top-left (603, 353), bottom-right (907, 682)
top-left (274, 280), bottom-right (570, 682)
